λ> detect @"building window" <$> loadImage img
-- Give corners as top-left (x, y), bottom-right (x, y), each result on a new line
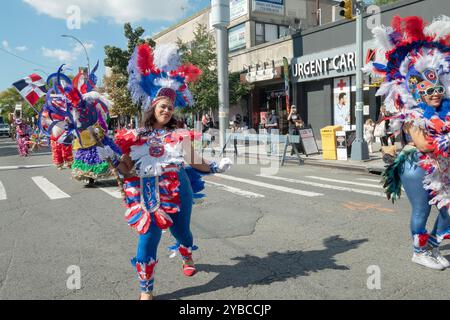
top-left (255, 22), bottom-right (289, 45)
top-left (265, 24), bottom-right (278, 42)
top-left (229, 23), bottom-right (247, 52)
top-left (279, 25), bottom-right (289, 37)
top-left (255, 22), bottom-right (264, 45)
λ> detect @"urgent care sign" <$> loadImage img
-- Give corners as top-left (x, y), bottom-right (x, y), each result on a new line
top-left (290, 44), bottom-right (362, 83)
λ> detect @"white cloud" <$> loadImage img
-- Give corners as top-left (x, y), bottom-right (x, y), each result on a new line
top-left (42, 47), bottom-right (76, 62)
top-left (23, 0), bottom-right (191, 24)
top-left (15, 46), bottom-right (28, 52)
top-left (2, 41), bottom-right (11, 51)
top-left (41, 41), bottom-right (94, 64)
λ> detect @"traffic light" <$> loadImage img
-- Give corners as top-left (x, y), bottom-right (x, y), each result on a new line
top-left (339, 0), bottom-right (353, 20)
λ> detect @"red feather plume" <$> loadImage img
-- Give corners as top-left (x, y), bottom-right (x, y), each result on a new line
top-left (391, 16), bottom-right (403, 33)
top-left (177, 64), bottom-right (202, 82)
top-left (404, 16), bottom-right (425, 43)
top-left (137, 44), bottom-right (154, 76)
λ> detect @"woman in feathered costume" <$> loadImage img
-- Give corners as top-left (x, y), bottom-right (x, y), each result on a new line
top-left (38, 65), bottom-right (119, 184)
top-left (96, 43), bottom-right (232, 300)
top-left (14, 118), bottom-right (32, 157)
top-left (364, 15), bottom-right (450, 270)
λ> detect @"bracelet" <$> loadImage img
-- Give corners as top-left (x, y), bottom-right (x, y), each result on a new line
top-left (209, 161), bottom-right (219, 173)
top-left (111, 156), bottom-right (120, 168)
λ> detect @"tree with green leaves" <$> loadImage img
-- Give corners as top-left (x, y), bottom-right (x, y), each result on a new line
top-left (104, 23), bottom-right (155, 121)
top-left (177, 23), bottom-right (251, 117)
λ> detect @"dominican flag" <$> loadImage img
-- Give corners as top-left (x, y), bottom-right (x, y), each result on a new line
top-left (12, 74), bottom-right (47, 106)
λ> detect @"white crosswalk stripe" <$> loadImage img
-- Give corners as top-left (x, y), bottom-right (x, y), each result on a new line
top-left (205, 180), bottom-right (265, 198)
top-left (257, 174), bottom-right (386, 197)
top-left (99, 187), bottom-right (123, 199)
top-left (0, 181), bottom-right (6, 200)
top-left (214, 174), bottom-right (323, 197)
top-left (305, 176), bottom-right (382, 189)
top-left (31, 176), bottom-right (70, 200)
top-left (357, 178), bottom-right (381, 183)
top-left (0, 164), bottom-right (52, 171)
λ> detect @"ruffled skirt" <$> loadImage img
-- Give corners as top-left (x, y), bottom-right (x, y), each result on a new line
top-left (71, 146), bottom-right (110, 180)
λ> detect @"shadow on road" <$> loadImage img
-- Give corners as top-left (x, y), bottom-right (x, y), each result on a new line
top-left (156, 235), bottom-right (368, 300)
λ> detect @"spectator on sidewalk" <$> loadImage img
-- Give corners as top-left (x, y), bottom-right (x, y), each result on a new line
top-left (364, 119), bottom-right (376, 154)
top-left (265, 110), bottom-right (279, 156)
top-left (376, 105), bottom-right (395, 147)
top-left (287, 105), bottom-right (304, 155)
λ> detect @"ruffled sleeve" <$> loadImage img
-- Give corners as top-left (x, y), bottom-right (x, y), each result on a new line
top-left (114, 129), bottom-right (143, 155)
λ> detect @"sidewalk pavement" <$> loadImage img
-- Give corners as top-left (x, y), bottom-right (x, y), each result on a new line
top-left (203, 141), bottom-right (396, 175)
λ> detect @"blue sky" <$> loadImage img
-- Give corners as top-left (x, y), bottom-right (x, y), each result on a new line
top-left (0, 0), bottom-right (210, 92)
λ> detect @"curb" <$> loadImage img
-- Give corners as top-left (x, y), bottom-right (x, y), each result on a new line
top-left (212, 150), bottom-right (385, 175)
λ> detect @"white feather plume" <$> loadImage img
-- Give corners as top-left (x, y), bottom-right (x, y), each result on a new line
top-left (154, 77), bottom-right (182, 90)
top-left (399, 56), bottom-right (411, 76)
top-left (372, 25), bottom-right (395, 51)
top-left (153, 43), bottom-right (181, 73)
top-left (424, 15), bottom-right (450, 41)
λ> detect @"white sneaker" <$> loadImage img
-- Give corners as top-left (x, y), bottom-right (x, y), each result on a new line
top-left (412, 251), bottom-right (445, 270)
top-left (432, 248), bottom-right (450, 268)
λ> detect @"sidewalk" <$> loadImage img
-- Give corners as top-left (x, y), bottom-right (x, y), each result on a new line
top-left (203, 141), bottom-right (394, 175)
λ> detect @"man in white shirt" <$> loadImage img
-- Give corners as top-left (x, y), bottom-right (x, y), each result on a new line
top-left (334, 93), bottom-right (350, 127)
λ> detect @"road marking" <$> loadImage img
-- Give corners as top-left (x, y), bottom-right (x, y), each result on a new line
top-left (357, 178), bottom-right (381, 183)
top-left (305, 176), bottom-right (382, 189)
top-left (0, 181), bottom-right (6, 200)
top-left (343, 201), bottom-right (395, 213)
top-left (99, 187), bottom-right (123, 199)
top-left (257, 174), bottom-right (385, 197)
top-left (205, 181), bottom-right (265, 198)
top-left (0, 164), bottom-right (53, 171)
top-left (214, 174), bottom-right (323, 197)
top-left (31, 176), bottom-right (70, 200)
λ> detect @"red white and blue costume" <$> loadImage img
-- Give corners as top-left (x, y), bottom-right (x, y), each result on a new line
top-left (38, 65), bottom-right (117, 180)
top-left (108, 43), bottom-right (229, 294)
top-left (364, 15), bottom-right (450, 253)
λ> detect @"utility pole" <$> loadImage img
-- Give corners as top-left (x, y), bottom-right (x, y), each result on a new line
top-left (350, 0), bottom-right (369, 160)
top-left (210, 0), bottom-right (230, 151)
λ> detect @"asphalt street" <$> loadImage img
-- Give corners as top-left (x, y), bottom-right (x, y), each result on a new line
top-left (0, 136), bottom-right (449, 300)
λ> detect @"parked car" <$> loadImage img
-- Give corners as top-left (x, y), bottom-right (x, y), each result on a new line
top-left (0, 123), bottom-right (10, 137)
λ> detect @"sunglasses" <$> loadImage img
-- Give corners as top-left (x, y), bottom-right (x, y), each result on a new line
top-left (419, 86), bottom-right (445, 96)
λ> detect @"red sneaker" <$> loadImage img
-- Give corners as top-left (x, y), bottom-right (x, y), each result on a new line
top-left (182, 260), bottom-right (197, 277)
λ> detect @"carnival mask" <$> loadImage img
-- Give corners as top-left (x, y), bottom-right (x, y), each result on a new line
top-left (407, 68), bottom-right (446, 103)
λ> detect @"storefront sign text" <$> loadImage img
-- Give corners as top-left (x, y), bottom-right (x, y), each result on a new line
top-left (292, 52), bottom-right (356, 79)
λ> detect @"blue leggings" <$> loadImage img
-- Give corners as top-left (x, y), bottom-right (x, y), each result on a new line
top-left (134, 168), bottom-right (194, 291)
top-left (400, 159), bottom-right (450, 252)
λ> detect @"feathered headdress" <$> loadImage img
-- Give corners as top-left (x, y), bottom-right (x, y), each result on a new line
top-left (38, 65), bottom-right (111, 145)
top-left (363, 15), bottom-right (450, 112)
top-left (72, 60), bottom-right (100, 94)
top-left (127, 43), bottom-right (202, 111)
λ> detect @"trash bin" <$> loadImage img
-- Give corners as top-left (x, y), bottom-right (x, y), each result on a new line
top-left (320, 125), bottom-right (342, 160)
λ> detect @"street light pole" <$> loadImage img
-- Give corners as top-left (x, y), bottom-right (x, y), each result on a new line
top-left (211, 0), bottom-right (230, 151)
top-left (350, 0), bottom-right (369, 160)
top-left (61, 34), bottom-right (91, 74)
